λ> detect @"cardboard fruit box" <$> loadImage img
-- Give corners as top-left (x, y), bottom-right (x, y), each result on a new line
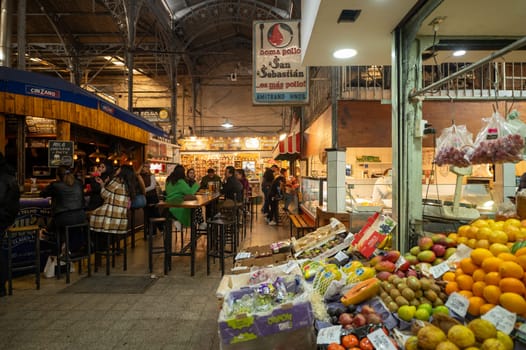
top-left (218, 276), bottom-right (314, 347)
top-left (231, 252), bottom-right (292, 274)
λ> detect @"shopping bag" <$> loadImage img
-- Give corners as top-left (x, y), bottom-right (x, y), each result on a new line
top-left (468, 111), bottom-right (525, 164)
top-left (434, 124), bottom-right (473, 167)
top-left (43, 256), bottom-right (57, 278)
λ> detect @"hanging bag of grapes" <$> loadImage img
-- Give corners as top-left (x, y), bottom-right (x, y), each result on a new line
top-left (434, 124), bottom-right (473, 167)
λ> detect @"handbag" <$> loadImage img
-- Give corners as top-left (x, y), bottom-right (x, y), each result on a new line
top-left (43, 256), bottom-right (57, 278)
top-left (131, 194), bottom-right (147, 209)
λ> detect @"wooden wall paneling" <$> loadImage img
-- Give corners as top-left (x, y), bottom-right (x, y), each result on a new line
top-left (56, 120), bottom-right (70, 140)
top-left (33, 96), bottom-right (43, 117)
top-left (14, 94), bottom-right (26, 115)
top-left (0, 92), bottom-right (4, 112)
top-left (5, 93), bottom-right (15, 113)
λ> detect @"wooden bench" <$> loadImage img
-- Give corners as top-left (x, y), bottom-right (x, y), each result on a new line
top-left (289, 212), bottom-right (315, 238)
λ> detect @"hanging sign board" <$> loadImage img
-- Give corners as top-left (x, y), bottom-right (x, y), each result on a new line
top-left (253, 20), bottom-right (308, 105)
top-left (48, 140), bottom-right (74, 168)
top-left (133, 107), bottom-right (170, 123)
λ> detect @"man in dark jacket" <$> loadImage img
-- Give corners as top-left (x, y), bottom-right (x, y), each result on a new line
top-left (267, 168), bottom-right (286, 226)
top-left (221, 166), bottom-right (243, 202)
top-left (0, 152), bottom-right (21, 297)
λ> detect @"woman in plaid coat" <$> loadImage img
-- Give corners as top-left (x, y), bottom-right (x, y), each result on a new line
top-left (90, 165), bottom-right (138, 234)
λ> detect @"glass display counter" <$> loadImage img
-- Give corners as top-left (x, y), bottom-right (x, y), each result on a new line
top-left (299, 177), bottom-right (326, 218)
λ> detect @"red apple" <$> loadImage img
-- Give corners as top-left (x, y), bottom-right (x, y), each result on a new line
top-left (361, 305), bottom-right (375, 315)
top-left (338, 313), bottom-right (354, 327)
top-left (352, 313), bottom-right (367, 327)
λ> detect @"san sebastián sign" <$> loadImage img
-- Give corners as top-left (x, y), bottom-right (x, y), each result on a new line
top-left (253, 20), bottom-right (308, 105)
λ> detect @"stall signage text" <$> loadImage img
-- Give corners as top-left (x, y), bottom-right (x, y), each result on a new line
top-left (253, 20), bottom-right (308, 105)
top-left (26, 85), bottom-right (60, 99)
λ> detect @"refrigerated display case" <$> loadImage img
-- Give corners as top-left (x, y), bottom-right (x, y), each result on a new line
top-left (299, 177), bottom-right (326, 218)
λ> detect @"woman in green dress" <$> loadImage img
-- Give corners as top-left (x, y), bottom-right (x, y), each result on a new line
top-left (165, 164), bottom-right (199, 228)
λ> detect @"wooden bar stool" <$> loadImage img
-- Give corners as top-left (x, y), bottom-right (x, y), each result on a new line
top-left (6, 225), bottom-right (40, 295)
top-left (147, 217), bottom-right (168, 274)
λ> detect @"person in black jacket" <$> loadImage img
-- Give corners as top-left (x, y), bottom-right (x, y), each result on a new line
top-left (267, 168), bottom-right (286, 226)
top-left (0, 152), bottom-right (20, 297)
top-left (40, 166), bottom-right (87, 253)
top-left (221, 165), bottom-right (243, 202)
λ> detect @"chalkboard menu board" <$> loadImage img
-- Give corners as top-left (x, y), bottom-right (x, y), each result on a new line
top-left (48, 140), bottom-right (74, 168)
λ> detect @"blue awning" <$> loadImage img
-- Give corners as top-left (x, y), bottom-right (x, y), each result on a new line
top-left (0, 66), bottom-right (167, 137)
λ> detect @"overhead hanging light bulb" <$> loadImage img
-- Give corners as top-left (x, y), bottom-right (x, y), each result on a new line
top-left (89, 147), bottom-right (106, 164)
top-left (221, 119), bottom-right (233, 129)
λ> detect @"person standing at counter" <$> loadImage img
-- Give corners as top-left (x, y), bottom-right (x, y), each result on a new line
top-left (90, 165), bottom-right (136, 240)
top-left (372, 168), bottom-right (393, 205)
top-left (261, 167), bottom-right (274, 217)
top-left (267, 168), bottom-right (286, 226)
top-left (0, 152), bottom-right (20, 297)
top-left (284, 168), bottom-right (299, 214)
top-left (40, 166), bottom-right (87, 253)
top-left (165, 164), bottom-right (199, 229)
top-left (86, 161), bottom-right (114, 211)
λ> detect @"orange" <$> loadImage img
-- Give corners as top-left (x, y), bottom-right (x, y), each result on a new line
top-left (472, 219), bottom-right (490, 228)
top-left (448, 233), bottom-right (459, 242)
top-left (497, 252), bottom-right (518, 263)
top-left (505, 218), bottom-right (522, 228)
top-left (499, 277), bottom-right (526, 294)
top-left (459, 290), bottom-right (474, 299)
top-left (471, 248), bottom-right (493, 266)
top-left (488, 230), bottom-right (508, 244)
top-left (467, 238), bottom-right (477, 249)
top-left (468, 296), bottom-right (486, 316)
top-left (456, 274), bottom-right (474, 291)
top-left (467, 226), bottom-right (479, 239)
top-left (472, 268), bottom-right (486, 282)
top-left (484, 272), bottom-right (502, 286)
top-left (500, 293), bottom-right (526, 314)
top-left (457, 237), bottom-right (469, 246)
top-left (477, 227), bottom-right (492, 241)
top-left (516, 247), bottom-right (526, 257)
top-left (518, 255), bottom-right (526, 270)
top-left (442, 271), bottom-right (456, 282)
top-left (482, 285), bottom-right (501, 304)
top-left (480, 303), bottom-right (496, 315)
top-left (457, 225), bottom-right (471, 237)
top-left (455, 268), bottom-right (464, 277)
top-left (499, 261), bottom-right (524, 279)
top-left (445, 281), bottom-right (459, 295)
top-left (504, 225), bottom-right (520, 242)
top-left (489, 243), bottom-right (510, 256)
top-left (475, 239), bottom-right (491, 249)
top-left (472, 281), bottom-right (487, 297)
top-left (460, 257), bottom-right (479, 274)
top-left (482, 257), bottom-right (504, 273)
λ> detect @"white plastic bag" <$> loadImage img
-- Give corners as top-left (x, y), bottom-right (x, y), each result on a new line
top-left (43, 256), bottom-right (57, 278)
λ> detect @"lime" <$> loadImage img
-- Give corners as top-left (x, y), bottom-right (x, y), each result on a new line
top-left (418, 303), bottom-right (433, 314)
top-left (414, 308), bottom-right (430, 321)
top-left (433, 305), bottom-right (450, 315)
top-left (398, 305), bottom-right (416, 321)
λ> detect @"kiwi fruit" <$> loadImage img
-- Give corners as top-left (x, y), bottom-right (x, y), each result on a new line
top-left (380, 291), bottom-right (389, 300)
top-left (410, 299), bottom-right (420, 307)
top-left (388, 274), bottom-right (398, 283)
top-left (424, 290), bottom-right (438, 302)
top-left (433, 298), bottom-right (444, 307)
top-left (390, 289), bottom-right (401, 299)
top-left (391, 276), bottom-right (403, 286)
top-left (401, 288), bottom-right (416, 301)
top-left (406, 277), bottom-right (421, 291)
top-left (395, 296), bottom-right (409, 306)
top-left (430, 283), bottom-right (442, 294)
top-left (415, 290), bottom-right (423, 298)
top-left (387, 301), bottom-right (399, 313)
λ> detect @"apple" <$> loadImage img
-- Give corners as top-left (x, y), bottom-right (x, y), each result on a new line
top-left (352, 313), bottom-right (367, 327)
top-left (431, 244), bottom-right (446, 257)
top-left (338, 313), bottom-right (354, 327)
top-left (361, 305), bottom-right (376, 315)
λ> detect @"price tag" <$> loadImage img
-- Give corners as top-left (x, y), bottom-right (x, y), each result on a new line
top-left (445, 292), bottom-right (469, 317)
top-left (367, 328), bottom-right (397, 350)
top-left (316, 325), bottom-right (342, 345)
top-left (281, 260), bottom-right (297, 274)
top-left (430, 262), bottom-right (450, 279)
top-left (234, 252), bottom-right (251, 260)
top-left (481, 305), bottom-right (516, 334)
top-left (394, 256), bottom-right (407, 270)
top-left (334, 251), bottom-right (349, 263)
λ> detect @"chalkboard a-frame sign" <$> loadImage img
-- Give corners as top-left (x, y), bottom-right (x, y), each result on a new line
top-left (48, 140), bottom-right (74, 168)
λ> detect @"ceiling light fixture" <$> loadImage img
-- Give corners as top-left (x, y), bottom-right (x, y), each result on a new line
top-left (221, 119), bottom-right (233, 129)
top-left (89, 147), bottom-right (107, 164)
top-left (333, 48), bottom-right (357, 59)
top-left (453, 50), bottom-right (466, 57)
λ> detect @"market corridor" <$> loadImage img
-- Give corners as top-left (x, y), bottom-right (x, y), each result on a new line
top-left (0, 213), bottom-right (291, 349)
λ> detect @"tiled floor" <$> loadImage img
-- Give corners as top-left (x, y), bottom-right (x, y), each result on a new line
top-left (0, 209), bottom-right (291, 349)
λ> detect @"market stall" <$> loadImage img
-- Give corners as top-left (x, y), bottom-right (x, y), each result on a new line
top-left (216, 212), bottom-right (525, 350)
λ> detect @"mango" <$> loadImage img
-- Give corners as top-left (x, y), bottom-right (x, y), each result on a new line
top-left (375, 260), bottom-right (396, 273)
top-left (418, 250), bottom-right (436, 263)
top-left (383, 250), bottom-right (401, 263)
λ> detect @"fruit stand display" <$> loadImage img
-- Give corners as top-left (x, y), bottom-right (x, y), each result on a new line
top-left (217, 216), bottom-right (526, 350)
